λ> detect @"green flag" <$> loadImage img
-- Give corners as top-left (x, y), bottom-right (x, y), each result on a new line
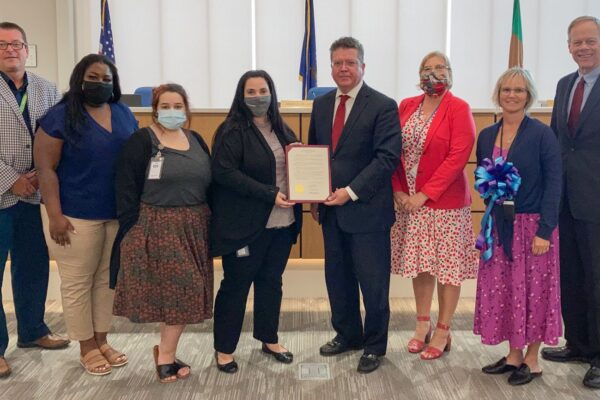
top-left (509, 0), bottom-right (523, 67)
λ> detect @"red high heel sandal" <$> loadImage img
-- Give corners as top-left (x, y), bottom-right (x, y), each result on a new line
top-left (420, 322), bottom-right (451, 360)
top-left (407, 315), bottom-right (431, 353)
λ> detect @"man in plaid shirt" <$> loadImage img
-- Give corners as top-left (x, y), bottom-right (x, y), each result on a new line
top-left (0, 21), bottom-right (70, 378)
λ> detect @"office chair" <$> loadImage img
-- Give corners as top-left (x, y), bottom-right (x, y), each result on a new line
top-left (133, 86), bottom-right (154, 107)
top-left (307, 86), bottom-right (335, 100)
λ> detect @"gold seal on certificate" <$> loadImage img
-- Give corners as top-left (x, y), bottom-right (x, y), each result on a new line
top-left (285, 145), bottom-right (331, 202)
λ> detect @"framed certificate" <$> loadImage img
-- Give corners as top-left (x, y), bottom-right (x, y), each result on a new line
top-left (286, 144), bottom-right (331, 202)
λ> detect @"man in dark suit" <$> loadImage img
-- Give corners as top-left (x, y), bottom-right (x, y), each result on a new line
top-left (308, 37), bottom-right (401, 373)
top-left (541, 16), bottom-right (600, 389)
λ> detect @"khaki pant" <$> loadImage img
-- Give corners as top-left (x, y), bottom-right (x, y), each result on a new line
top-left (41, 206), bottom-right (118, 341)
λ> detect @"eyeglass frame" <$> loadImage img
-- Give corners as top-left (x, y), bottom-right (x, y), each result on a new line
top-left (500, 87), bottom-right (528, 95)
top-left (422, 64), bottom-right (450, 73)
top-left (0, 41), bottom-right (28, 50)
top-left (331, 59), bottom-right (361, 69)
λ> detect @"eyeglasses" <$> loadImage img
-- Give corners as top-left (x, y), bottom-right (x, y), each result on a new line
top-left (0, 41), bottom-right (27, 50)
top-left (423, 65), bottom-right (450, 73)
top-left (501, 87), bottom-right (527, 95)
top-left (331, 60), bottom-right (360, 68)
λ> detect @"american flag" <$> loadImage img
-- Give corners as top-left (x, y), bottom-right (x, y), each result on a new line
top-left (99, 0), bottom-right (115, 63)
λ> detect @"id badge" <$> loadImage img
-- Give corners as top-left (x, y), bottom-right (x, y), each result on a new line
top-left (503, 200), bottom-right (515, 220)
top-left (147, 154), bottom-right (164, 180)
top-left (236, 246), bottom-right (250, 258)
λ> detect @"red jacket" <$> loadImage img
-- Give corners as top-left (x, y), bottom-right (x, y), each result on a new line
top-left (392, 91), bottom-right (475, 209)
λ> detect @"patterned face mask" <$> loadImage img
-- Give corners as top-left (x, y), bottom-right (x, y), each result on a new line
top-left (420, 73), bottom-right (450, 97)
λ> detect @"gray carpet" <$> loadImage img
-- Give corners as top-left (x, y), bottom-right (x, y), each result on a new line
top-left (1, 299), bottom-right (597, 400)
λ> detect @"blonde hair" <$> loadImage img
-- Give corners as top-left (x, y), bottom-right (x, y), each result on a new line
top-left (492, 67), bottom-right (538, 111)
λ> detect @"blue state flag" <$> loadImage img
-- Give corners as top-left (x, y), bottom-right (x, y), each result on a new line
top-left (299, 0), bottom-right (317, 99)
top-left (99, 0), bottom-right (115, 63)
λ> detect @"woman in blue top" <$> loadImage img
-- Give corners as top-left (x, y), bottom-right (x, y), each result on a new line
top-left (34, 54), bottom-right (138, 376)
top-left (473, 67), bottom-right (562, 386)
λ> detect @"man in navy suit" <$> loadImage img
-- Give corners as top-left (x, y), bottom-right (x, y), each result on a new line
top-left (541, 16), bottom-right (600, 389)
top-left (308, 37), bottom-right (401, 373)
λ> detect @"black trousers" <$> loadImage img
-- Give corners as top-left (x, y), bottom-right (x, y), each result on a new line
top-left (322, 209), bottom-right (391, 356)
top-left (559, 200), bottom-right (600, 365)
top-left (213, 227), bottom-right (294, 354)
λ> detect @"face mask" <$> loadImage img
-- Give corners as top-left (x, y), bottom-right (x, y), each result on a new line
top-left (82, 81), bottom-right (113, 106)
top-left (157, 109), bottom-right (187, 130)
top-left (244, 95), bottom-right (271, 117)
top-left (420, 73), bottom-right (450, 97)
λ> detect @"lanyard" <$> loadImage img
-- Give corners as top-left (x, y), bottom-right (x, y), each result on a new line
top-left (499, 124), bottom-right (507, 159)
top-left (19, 92), bottom-right (28, 114)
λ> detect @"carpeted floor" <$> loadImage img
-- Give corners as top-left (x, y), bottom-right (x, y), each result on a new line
top-left (0, 299), bottom-right (596, 400)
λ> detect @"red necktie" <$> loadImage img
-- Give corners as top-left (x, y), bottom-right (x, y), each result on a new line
top-left (568, 77), bottom-right (585, 136)
top-left (331, 95), bottom-right (349, 151)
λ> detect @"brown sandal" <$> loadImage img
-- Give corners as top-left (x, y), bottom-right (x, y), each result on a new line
top-left (99, 343), bottom-right (128, 367)
top-left (80, 349), bottom-right (112, 376)
top-left (0, 357), bottom-right (11, 378)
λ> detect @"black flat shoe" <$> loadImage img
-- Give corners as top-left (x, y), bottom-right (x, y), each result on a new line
top-left (214, 351), bottom-right (238, 374)
top-left (541, 346), bottom-right (589, 363)
top-left (319, 339), bottom-right (363, 356)
top-left (482, 357), bottom-right (519, 374)
top-left (173, 358), bottom-right (191, 379)
top-left (153, 346), bottom-right (179, 383)
top-left (156, 363), bottom-right (180, 383)
top-left (507, 363), bottom-right (542, 386)
top-left (357, 354), bottom-right (381, 374)
top-left (583, 366), bottom-right (600, 389)
top-left (261, 343), bottom-right (293, 364)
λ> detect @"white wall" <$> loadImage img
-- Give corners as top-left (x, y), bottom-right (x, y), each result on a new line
top-left (3, 0), bottom-right (600, 107)
top-left (0, 0), bottom-right (58, 84)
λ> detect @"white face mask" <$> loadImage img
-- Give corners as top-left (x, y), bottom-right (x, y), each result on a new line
top-left (157, 109), bottom-right (186, 130)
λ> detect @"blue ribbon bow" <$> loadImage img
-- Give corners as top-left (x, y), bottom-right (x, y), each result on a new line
top-left (474, 156), bottom-right (521, 261)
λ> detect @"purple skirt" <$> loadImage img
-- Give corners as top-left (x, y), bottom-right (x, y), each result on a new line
top-left (473, 213), bottom-right (562, 349)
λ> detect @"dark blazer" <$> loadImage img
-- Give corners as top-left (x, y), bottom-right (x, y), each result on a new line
top-left (210, 118), bottom-right (302, 256)
top-left (551, 71), bottom-right (600, 222)
top-left (109, 127), bottom-right (211, 288)
top-left (308, 83), bottom-right (401, 233)
top-left (477, 116), bottom-right (562, 242)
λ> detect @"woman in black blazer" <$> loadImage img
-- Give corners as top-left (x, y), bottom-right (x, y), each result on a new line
top-left (211, 70), bottom-right (302, 373)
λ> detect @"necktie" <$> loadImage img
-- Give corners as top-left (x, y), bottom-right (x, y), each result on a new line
top-left (331, 95), bottom-right (349, 151)
top-left (568, 77), bottom-right (585, 136)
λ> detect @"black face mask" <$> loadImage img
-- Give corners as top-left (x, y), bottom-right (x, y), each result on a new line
top-left (82, 81), bottom-right (113, 106)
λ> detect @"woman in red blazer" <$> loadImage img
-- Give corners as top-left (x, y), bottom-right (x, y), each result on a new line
top-left (391, 51), bottom-right (478, 360)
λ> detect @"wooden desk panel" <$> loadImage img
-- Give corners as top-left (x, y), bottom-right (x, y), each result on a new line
top-left (301, 213), bottom-right (324, 258)
top-left (290, 241), bottom-right (300, 258)
top-left (471, 113), bottom-right (496, 162)
top-left (466, 163), bottom-right (485, 212)
top-left (301, 114), bottom-right (311, 143)
top-left (283, 114), bottom-right (301, 140)
top-left (134, 112), bottom-right (153, 128)
top-left (530, 112), bottom-right (552, 126)
top-left (189, 114), bottom-right (226, 149)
